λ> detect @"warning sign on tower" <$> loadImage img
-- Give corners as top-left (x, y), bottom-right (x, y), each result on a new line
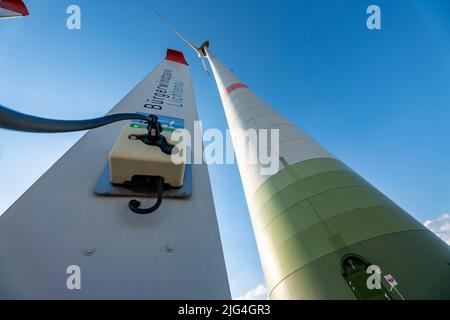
top-left (384, 274), bottom-right (398, 287)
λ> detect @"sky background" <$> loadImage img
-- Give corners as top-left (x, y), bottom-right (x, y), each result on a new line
top-left (1, 0), bottom-right (450, 299)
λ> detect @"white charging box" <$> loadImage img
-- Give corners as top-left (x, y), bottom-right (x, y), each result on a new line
top-left (109, 124), bottom-right (185, 188)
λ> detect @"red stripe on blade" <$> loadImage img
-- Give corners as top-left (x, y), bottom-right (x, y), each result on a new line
top-left (225, 83), bottom-right (249, 95)
top-left (165, 49), bottom-right (188, 66)
top-left (0, 0), bottom-right (29, 16)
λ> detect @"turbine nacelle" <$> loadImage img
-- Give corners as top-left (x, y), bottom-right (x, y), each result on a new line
top-left (198, 41), bottom-right (210, 57)
top-left (155, 11), bottom-right (211, 76)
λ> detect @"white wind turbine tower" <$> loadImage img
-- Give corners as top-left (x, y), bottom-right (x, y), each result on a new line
top-left (161, 13), bottom-right (450, 300)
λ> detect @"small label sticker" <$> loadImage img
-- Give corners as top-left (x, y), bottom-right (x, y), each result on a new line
top-left (131, 113), bottom-right (185, 132)
top-left (384, 274), bottom-right (398, 287)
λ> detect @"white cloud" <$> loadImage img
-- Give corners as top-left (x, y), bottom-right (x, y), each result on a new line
top-left (235, 284), bottom-right (269, 300)
top-left (424, 214), bottom-right (450, 245)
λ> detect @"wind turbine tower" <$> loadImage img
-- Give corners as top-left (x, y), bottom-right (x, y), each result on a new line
top-left (167, 17), bottom-right (450, 300)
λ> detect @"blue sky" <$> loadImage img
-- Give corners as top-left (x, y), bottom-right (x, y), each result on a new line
top-left (1, 0), bottom-right (450, 299)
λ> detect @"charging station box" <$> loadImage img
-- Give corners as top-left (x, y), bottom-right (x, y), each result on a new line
top-left (109, 124), bottom-right (185, 188)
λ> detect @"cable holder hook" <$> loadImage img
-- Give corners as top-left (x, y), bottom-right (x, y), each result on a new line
top-left (128, 177), bottom-right (165, 215)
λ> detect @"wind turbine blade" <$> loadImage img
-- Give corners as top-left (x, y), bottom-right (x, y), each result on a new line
top-left (154, 10), bottom-right (199, 53)
top-left (0, 0), bottom-right (29, 19)
top-left (200, 56), bottom-right (211, 76)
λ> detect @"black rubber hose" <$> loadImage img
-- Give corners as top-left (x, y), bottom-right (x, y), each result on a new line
top-left (0, 105), bottom-right (151, 133)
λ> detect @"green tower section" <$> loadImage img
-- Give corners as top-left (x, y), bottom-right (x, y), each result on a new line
top-left (250, 158), bottom-right (450, 300)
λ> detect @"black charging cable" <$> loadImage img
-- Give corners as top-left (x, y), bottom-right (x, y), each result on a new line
top-left (0, 104), bottom-right (172, 215)
top-left (0, 105), bottom-right (152, 133)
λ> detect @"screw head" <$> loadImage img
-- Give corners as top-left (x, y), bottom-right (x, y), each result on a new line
top-left (165, 246), bottom-right (175, 253)
top-left (83, 248), bottom-right (96, 256)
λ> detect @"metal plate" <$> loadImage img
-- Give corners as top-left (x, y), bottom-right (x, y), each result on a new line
top-left (94, 162), bottom-right (192, 199)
